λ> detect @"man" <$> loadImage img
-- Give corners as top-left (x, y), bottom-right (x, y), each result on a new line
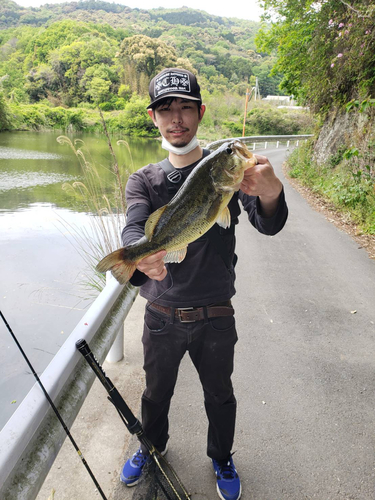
top-left (120, 68), bottom-right (288, 500)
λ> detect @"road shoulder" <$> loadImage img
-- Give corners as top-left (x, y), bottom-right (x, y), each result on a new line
top-left (283, 163), bottom-right (375, 259)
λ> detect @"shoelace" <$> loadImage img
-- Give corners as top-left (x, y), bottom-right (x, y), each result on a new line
top-left (132, 450), bottom-right (148, 466)
top-left (216, 459), bottom-right (236, 480)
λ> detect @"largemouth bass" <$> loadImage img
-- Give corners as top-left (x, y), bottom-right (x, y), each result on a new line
top-left (96, 140), bottom-right (256, 284)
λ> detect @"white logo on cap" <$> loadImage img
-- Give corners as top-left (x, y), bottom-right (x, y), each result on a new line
top-left (170, 76), bottom-right (180, 86)
top-left (154, 71), bottom-right (191, 98)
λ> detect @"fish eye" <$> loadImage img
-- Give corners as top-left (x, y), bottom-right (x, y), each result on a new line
top-left (226, 147), bottom-right (232, 154)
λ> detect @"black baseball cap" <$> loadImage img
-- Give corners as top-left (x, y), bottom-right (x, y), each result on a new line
top-left (147, 68), bottom-right (202, 109)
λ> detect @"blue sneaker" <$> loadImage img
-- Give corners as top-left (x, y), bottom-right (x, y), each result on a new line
top-left (120, 445), bottom-right (168, 486)
top-left (212, 455), bottom-right (241, 500)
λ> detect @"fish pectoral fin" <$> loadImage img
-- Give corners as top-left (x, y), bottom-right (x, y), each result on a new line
top-left (216, 206), bottom-right (231, 229)
top-left (163, 246), bottom-right (188, 264)
top-left (145, 205), bottom-right (167, 239)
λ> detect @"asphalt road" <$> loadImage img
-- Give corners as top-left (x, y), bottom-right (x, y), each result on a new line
top-left (38, 146), bottom-right (375, 500)
top-left (231, 148), bottom-right (375, 499)
top-left (145, 147), bottom-right (375, 499)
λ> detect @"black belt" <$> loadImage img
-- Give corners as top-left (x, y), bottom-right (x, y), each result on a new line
top-left (148, 301), bottom-right (234, 323)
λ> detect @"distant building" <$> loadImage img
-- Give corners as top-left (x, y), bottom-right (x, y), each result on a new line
top-left (262, 95), bottom-right (293, 104)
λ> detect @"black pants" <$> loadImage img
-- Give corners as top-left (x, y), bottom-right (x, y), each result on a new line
top-left (140, 304), bottom-right (238, 461)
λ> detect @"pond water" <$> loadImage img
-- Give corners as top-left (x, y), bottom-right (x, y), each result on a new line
top-left (0, 130), bottom-right (167, 429)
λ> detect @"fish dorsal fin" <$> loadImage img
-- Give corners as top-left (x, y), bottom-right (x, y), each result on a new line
top-left (163, 246), bottom-right (188, 264)
top-left (216, 206), bottom-right (231, 229)
top-left (145, 205), bottom-right (167, 239)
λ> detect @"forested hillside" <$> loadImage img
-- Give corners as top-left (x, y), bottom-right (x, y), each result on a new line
top-left (0, 1), bottom-right (315, 139)
top-left (0, 0), bottom-right (281, 105)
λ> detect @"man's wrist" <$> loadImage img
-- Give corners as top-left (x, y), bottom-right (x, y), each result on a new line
top-left (259, 183), bottom-right (283, 217)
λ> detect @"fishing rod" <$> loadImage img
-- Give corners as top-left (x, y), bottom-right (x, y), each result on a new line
top-left (76, 338), bottom-right (191, 500)
top-left (0, 310), bottom-right (107, 500)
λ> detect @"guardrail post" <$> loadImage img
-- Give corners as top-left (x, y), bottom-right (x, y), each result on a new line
top-left (106, 324), bottom-right (124, 363)
top-left (105, 272), bottom-right (124, 363)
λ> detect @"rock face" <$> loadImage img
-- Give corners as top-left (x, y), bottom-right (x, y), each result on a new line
top-left (313, 110), bottom-right (372, 165)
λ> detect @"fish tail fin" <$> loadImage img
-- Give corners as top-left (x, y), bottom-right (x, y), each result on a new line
top-left (96, 248), bottom-right (136, 285)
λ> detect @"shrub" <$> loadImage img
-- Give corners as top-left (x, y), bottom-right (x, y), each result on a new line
top-left (65, 109), bottom-right (86, 130)
top-left (108, 95), bottom-right (156, 136)
top-left (287, 140), bottom-right (375, 234)
top-left (245, 107), bottom-right (314, 136)
top-left (99, 97), bottom-right (127, 111)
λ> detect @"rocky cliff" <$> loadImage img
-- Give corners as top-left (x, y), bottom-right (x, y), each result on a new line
top-left (314, 108), bottom-right (374, 172)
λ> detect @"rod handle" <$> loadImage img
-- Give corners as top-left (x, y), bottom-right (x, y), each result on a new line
top-left (76, 339), bottom-right (141, 433)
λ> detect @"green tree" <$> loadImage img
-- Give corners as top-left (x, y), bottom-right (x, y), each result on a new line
top-left (117, 34), bottom-right (194, 94)
top-left (252, 57), bottom-right (283, 96)
top-left (0, 21), bottom-right (123, 105)
top-left (257, 0), bottom-right (375, 113)
top-left (86, 76), bottom-right (111, 103)
top-left (82, 64), bottom-right (119, 103)
top-left (25, 63), bottom-right (57, 101)
top-left (41, 34), bottom-right (118, 104)
top-left (23, 20), bottom-right (93, 64)
top-left (0, 57), bottom-right (27, 99)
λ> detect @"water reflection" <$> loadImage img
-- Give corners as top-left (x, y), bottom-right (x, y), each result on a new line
top-left (0, 130), bottom-right (166, 213)
top-left (0, 147), bottom-right (63, 160)
top-left (0, 203), bottom-right (93, 428)
top-left (0, 130), bottom-right (166, 429)
top-left (0, 171), bottom-right (77, 192)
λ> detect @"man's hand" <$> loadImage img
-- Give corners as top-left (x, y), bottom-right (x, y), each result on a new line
top-left (240, 154), bottom-right (283, 217)
top-left (136, 250), bottom-right (168, 281)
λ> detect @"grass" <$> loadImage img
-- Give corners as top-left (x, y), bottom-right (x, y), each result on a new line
top-left (287, 141), bottom-right (375, 235)
top-left (56, 129), bottom-right (132, 294)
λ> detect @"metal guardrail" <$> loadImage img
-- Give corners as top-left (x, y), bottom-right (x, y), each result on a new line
top-left (207, 134), bottom-right (313, 150)
top-left (0, 277), bottom-right (138, 500)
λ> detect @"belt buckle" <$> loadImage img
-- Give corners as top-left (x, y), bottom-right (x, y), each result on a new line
top-left (177, 307), bottom-right (196, 323)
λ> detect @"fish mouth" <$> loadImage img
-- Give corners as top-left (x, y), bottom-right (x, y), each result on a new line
top-left (232, 141), bottom-right (253, 161)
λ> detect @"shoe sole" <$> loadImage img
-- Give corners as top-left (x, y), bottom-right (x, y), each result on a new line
top-left (122, 477), bottom-right (139, 487)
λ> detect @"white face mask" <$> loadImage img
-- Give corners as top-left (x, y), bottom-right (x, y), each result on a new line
top-left (161, 135), bottom-right (199, 156)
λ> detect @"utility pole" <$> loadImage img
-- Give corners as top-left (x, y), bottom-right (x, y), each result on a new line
top-left (242, 78), bottom-right (260, 136)
top-left (254, 77), bottom-right (260, 101)
top-left (242, 88), bottom-right (250, 137)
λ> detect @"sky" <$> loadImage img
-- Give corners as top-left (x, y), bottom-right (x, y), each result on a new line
top-left (14, 0), bottom-right (264, 22)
